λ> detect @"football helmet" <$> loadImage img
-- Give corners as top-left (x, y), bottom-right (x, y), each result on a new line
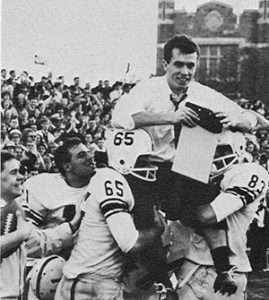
top-left (105, 128), bottom-right (158, 181)
top-left (29, 255), bottom-right (66, 300)
top-left (210, 131), bottom-right (246, 179)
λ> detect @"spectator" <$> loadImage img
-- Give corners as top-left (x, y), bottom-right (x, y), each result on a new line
top-left (91, 79), bottom-right (103, 95)
top-left (102, 79), bottom-right (113, 100)
top-left (93, 137), bottom-right (108, 168)
top-left (37, 116), bottom-right (55, 145)
top-left (69, 76), bottom-right (83, 96)
top-left (109, 81), bottom-right (123, 103)
top-left (9, 129), bottom-right (22, 146)
top-left (6, 70), bottom-right (16, 85)
top-left (3, 140), bottom-right (16, 154)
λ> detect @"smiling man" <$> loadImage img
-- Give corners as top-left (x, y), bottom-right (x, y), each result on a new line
top-left (23, 137), bottom-right (96, 259)
top-left (23, 137), bottom-right (97, 299)
top-left (0, 151), bottom-right (32, 299)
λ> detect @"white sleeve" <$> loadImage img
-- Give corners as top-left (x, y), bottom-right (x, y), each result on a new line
top-left (22, 187), bottom-right (47, 227)
top-left (26, 222), bottom-right (74, 258)
top-left (210, 192), bottom-right (243, 222)
top-left (112, 81), bottom-right (150, 129)
top-left (106, 212), bottom-right (139, 253)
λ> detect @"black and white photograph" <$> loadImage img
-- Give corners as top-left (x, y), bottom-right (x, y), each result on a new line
top-left (1, 0), bottom-right (269, 299)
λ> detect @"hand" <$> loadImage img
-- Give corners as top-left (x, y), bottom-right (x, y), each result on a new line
top-left (16, 210), bottom-right (32, 241)
top-left (214, 111), bottom-right (237, 129)
top-left (69, 205), bottom-right (84, 233)
top-left (214, 267), bottom-right (238, 296)
top-left (172, 106), bottom-right (199, 127)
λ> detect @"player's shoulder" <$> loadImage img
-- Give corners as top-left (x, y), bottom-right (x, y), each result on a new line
top-left (88, 168), bottom-right (134, 205)
top-left (92, 167), bottom-right (127, 183)
top-left (223, 162), bottom-right (269, 186)
top-left (24, 173), bottom-right (63, 190)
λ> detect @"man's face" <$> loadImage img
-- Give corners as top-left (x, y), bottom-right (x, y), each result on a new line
top-left (15, 148), bottom-right (24, 160)
top-left (10, 134), bottom-right (21, 144)
top-left (42, 121), bottom-right (49, 131)
top-left (10, 119), bottom-right (19, 129)
top-left (1, 69), bottom-right (6, 78)
top-left (67, 143), bottom-right (96, 178)
top-left (165, 48), bottom-right (198, 94)
top-left (30, 99), bottom-right (37, 108)
top-left (26, 142), bottom-right (35, 152)
top-left (1, 158), bottom-right (23, 201)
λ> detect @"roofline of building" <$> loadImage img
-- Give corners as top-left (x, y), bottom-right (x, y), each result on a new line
top-left (197, 0), bottom-right (233, 10)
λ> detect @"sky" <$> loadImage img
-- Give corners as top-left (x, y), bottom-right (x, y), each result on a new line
top-left (1, 0), bottom-right (158, 86)
top-left (1, 0), bottom-right (259, 86)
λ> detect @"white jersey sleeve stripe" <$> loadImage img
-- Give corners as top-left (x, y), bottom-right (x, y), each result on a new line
top-left (225, 186), bottom-right (256, 206)
top-left (100, 198), bottom-right (129, 218)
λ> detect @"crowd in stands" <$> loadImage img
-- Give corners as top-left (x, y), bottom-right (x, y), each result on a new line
top-left (1, 68), bottom-right (136, 176)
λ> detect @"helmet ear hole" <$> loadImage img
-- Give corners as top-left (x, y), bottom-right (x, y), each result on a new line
top-left (120, 160), bottom-right (124, 165)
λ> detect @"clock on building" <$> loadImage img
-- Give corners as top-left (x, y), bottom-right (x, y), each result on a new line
top-left (205, 10), bottom-right (224, 31)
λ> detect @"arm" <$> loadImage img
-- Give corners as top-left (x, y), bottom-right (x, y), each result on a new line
top-left (106, 206), bottom-right (164, 255)
top-left (26, 204), bottom-right (82, 258)
top-left (132, 107), bottom-right (199, 129)
top-left (215, 109), bottom-right (257, 133)
top-left (249, 110), bottom-right (269, 130)
top-left (195, 166), bottom-right (269, 225)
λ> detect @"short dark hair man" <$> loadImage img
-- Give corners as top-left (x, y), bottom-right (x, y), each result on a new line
top-left (1, 151), bottom-right (32, 298)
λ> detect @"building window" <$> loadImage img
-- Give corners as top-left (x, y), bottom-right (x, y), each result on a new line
top-left (199, 45), bottom-right (222, 79)
top-left (198, 45), bottom-right (238, 80)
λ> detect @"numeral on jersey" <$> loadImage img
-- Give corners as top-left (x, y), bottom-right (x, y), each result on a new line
top-left (114, 131), bottom-right (134, 146)
top-left (248, 174), bottom-right (266, 193)
top-left (104, 180), bottom-right (124, 197)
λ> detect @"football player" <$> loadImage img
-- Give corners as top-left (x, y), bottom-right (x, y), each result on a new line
top-left (22, 137), bottom-right (96, 299)
top-left (175, 131), bottom-right (269, 300)
top-left (22, 137), bottom-right (96, 259)
top-left (0, 151), bottom-right (32, 299)
top-left (55, 129), bottom-right (165, 300)
top-left (106, 128), bottom-right (177, 300)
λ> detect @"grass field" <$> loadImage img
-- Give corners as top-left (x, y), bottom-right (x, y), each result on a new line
top-left (247, 271), bottom-right (269, 300)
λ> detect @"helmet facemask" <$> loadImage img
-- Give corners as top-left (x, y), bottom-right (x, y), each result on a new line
top-left (210, 131), bottom-right (246, 180)
top-left (131, 154), bottom-right (158, 182)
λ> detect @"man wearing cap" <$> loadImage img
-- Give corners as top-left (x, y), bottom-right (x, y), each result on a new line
top-left (9, 129), bottom-right (22, 146)
top-left (2, 141), bottom-right (16, 154)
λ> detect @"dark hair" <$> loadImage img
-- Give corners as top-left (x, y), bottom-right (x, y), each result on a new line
top-left (163, 35), bottom-right (200, 63)
top-left (1, 151), bottom-right (16, 171)
top-left (54, 137), bottom-right (82, 176)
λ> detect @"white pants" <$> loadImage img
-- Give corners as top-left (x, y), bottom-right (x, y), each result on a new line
top-left (176, 260), bottom-right (247, 300)
top-left (55, 275), bottom-right (124, 300)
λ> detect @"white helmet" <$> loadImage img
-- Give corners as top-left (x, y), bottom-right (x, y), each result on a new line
top-left (29, 255), bottom-right (66, 300)
top-left (210, 131), bottom-right (246, 179)
top-left (105, 128), bottom-right (158, 181)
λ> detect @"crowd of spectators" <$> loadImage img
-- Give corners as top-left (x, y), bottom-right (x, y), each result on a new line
top-left (1, 68), bottom-right (136, 176)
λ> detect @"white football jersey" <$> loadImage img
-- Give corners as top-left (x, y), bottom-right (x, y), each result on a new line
top-left (63, 167), bottom-right (136, 279)
top-left (23, 173), bottom-right (88, 228)
top-left (187, 162), bottom-right (269, 272)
